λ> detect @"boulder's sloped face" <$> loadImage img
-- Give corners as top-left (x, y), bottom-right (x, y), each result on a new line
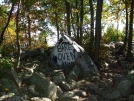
top-left (77, 52), bottom-right (99, 76)
top-left (51, 35), bottom-right (99, 76)
top-left (51, 35), bottom-right (78, 66)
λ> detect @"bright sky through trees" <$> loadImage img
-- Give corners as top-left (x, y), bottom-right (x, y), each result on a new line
top-left (0, 0), bottom-right (130, 46)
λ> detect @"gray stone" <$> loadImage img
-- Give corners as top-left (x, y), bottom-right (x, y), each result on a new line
top-left (57, 86), bottom-right (63, 97)
top-left (67, 64), bottom-right (80, 81)
top-left (117, 80), bottom-right (132, 96)
top-left (87, 95), bottom-right (98, 101)
top-left (75, 80), bottom-right (86, 88)
top-left (88, 82), bottom-right (99, 90)
top-left (0, 54), bottom-right (2, 57)
top-left (68, 80), bottom-right (77, 88)
top-left (0, 93), bottom-right (15, 101)
top-left (76, 53), bottom-right (99, 76)
top-left (73, 89), bottom-right (87, 97)
top-left (30, 72), bottom-right (57, 101)
top-left (113, 75), bottom-right (126, 85)
top-left (31, 97), bottom-right (51, 101)
top-left (9, 89), bottom-right (19, 95)
top-left (59, 91), bottom-right (79, 101)
top-left (61, 81), bottom-right (73, 91)
top-left (99, 79), bottom-right (113, 88)
top-left (51, 35), bottom-right (99, 76)
top-left (79, 71), bottom-right (91, 81)
top-left (127, 95), bottom-right (134, 101)
top-left (21, 94), bottom-right (30, 100)
top-left (105, 90), bottom-right (121, 99)
top-left (7, 96), bottom-right (24, 101)
top-left (27, 85), bottom-right (39, 96)
top-left (21, 51), bottom-right (26, 60)
top-left (0, 78), bottom-right (17, 91)
top-left (8, 68), bottom-right (22, 87)
top-left (52, 70), bottom-right (65, 84)
top-left (25, 49), bottom-right (41, 57)
top-left (130, 75), bottom-right (134, 89)
top-left (13, 51), bottom-right (25, 60)
top-left (94, 88), bottom-right (108, 97)
top-left (91, 76), bottom-right (100, 82)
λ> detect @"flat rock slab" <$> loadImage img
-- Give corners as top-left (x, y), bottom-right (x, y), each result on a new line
top-left (8, 68), bottom-right (22, 87)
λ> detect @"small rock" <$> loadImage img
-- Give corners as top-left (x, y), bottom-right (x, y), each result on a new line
top-left (59, 91), bottom-right (79, 101)
top-left (31, 97), bottom-right (51, 101)
top-left (87, 95), bottom-right (98, 101)
top-left (117, 80), bottom-right (132, 96)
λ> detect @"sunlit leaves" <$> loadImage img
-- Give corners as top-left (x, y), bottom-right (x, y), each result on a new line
top-left (121, 4), bottom-right (125, 9)
top-left (73, 9), bottom-right (79, 13)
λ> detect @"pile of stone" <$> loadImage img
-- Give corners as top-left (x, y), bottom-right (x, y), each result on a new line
top-left (1, 35), bottom-right (134, 101)
top-left (1, 59), bottom-right (134, 101)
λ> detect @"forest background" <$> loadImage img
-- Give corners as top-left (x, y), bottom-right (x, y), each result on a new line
top-left (0, 0), bottom-right (134, 69)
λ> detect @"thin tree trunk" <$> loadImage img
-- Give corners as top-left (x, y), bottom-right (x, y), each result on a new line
top-left (55, 12), bottom-right (60, 41)
top-left (79, 0), bottom-right (84, 45)
top-left (126, 0), bottom-right (134, 60)
top-left (16, 1), bottom-right (21, 68)
top-left (123, 0), bottom-right (128, 49)
top-left (0, 3), bottom-right (14, 45)
top-left (76, 0), bottom-right (80, 39)
top-left (28, 14), bottom-right (31, 48)
top-left (65, 0), bottom-right (71, 36)
top-left (94, 0), bottom-right (103, 62)
top-left (89, 0), bottom-right (94, 58)
top-left (71, 11), bottom-right (76, 38)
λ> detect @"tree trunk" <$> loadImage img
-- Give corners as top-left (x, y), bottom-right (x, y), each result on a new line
top-left (76, 0), bottom-right (80, 39)
top-left (89, 0), bottom-right (94, 58)
top-left (0, 3), bottom-right (14, 45)
top-left (94, 0), bottom-right (103, 62)
top-left (123, 0), bottom-right (128, 49)
top-left (16, 1), bottom-right (21, 68)
top-left (65, 0), bottom-right (71, 36)
top-left (71, 11), bottom-right (76, 38)
top-left (126, 0), bottom-right (134, 60)
top-left (55, 12), bottom-right (60, 41)
top-left (79, 0), bottom-right (84, 45)
top-left (28, 14), bottom-right (31, 48)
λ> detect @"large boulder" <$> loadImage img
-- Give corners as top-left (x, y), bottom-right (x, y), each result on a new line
top-left (51, 35), bottom-right (99, 76)
top-left (29, 72), bottom-right (57, 101)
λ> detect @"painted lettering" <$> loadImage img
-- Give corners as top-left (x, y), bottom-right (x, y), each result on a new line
top-left (58, 53), bottom-right (62, 60)
top-left (66, 53), bottom-right (70, 60)
top-left (57, 45), bottom-right (62, 52)
top-left (54, 37), bottom-right (77, 66)
top-left (70, 52), bottom-right (75, 60)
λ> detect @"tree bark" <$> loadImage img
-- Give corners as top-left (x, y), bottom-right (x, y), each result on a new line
top-left (89, 0), bottom-right (95, 58)
top-left (28, 14), bottom-right (31, 48)
top-left (94, 0), bottom-right (103, 62)
top-left (123, 0), bottom-right (128, 50)
top-left (0, 3), bottom-right (14, 45)
top-left (55, 12), bottom-right (60, 41)
top-left (126, 0), bottom-right (134, 60)
top-left (65, 0), bottom-right (71, 36)
top-left (16, 1), bottom-right (21, 68)
top-left (79, 0), bottom-right (84, 45)
top-left (76, 0), bottom-right (80, 39)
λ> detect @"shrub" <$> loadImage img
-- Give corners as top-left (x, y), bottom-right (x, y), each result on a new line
top-left (0, 57), bottom-right (16, 71)
top-left (0, 44), bottom-right (15, 56)
top-left (103, 26), bottom-right (124, 43)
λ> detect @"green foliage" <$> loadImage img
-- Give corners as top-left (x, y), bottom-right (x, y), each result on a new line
top-left (103, 26), bottom-right (124, 43)
top-left (0, 44), bottom-right (15, 56)
top-left (0, 57), bottom-right (15, 71)
top-left (99, 44), bottom-right (114, 60)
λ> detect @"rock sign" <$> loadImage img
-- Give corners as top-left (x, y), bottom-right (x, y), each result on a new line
top-left (51, 35), bottom-right (99, 76)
